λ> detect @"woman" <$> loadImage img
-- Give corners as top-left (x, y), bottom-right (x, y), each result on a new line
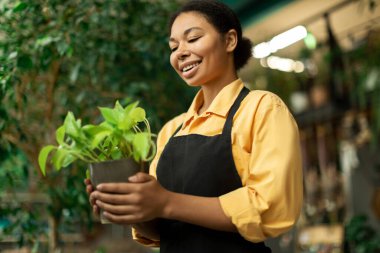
top-left (86, 0), bottom-right (303, 252)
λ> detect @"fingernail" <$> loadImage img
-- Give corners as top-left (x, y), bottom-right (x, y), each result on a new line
top-left (96, 184), bottom-right (103, 190)
top-left (129, 175), bottom-right (137, 182)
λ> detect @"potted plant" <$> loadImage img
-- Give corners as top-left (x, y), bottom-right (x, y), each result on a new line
top-left (38, 100), bottom-right (156, 223)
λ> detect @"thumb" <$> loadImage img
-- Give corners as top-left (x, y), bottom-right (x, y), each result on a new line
top-left (128, 172), bottom-right (152, 183)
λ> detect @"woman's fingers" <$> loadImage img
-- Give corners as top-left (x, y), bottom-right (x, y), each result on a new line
top-left (84, 179), bottom-right (94, 194)
top-left (93, 204), bottom-right (100, 216)
top-left (96, 182), bottom-right (138, 194)
top-left (102, 211), bottom-right (143, 224)
top-left (96, 173), bottom-right (153, 192)
top-left (88, 175), bottom-right (167, 224)
top-left (128, 172), bottom-right (153, 183)
top-left (86, 184), bottom-right (93, 194)
top-left (93, 191), bottom-right (135, 205)
top-left (85, 179), bottom-right (100, 218)
top-left (89, 191), bottom-right (98, 205)
top-left (96, 200), bottom-right (139, 214)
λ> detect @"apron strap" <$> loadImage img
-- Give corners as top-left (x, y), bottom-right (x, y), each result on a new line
top-left (171, 123), bottom-right (183, 138)
top-left (222, 86), bottom-right (250, 136)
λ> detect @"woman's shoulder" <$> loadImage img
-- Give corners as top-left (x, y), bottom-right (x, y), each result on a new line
top-left (157, 113), bottom-right (186, 141)
top-left (243, 89), bottom-right (289, 110)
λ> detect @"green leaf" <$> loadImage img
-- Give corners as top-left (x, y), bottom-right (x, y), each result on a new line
top-left (99, 122), bottom-right (114, 131)
top-left (35, 36), bottom-right (56, 48)
top-left (64, 112), bottom-right (80, 138)
top-left (132, 133), bottom-right (150, 161)
top-left (124, 101), bottom-right (139, 115)
top-left (99, 107), bottom-right (117, 125)
top-left (13, 2), bottom-right (27, 12)
top-left (17, 55), bottom-right (33, 70)
top-left (56, 41), bottom-right (69, 56)
top-left (110, 149), bottom-right (122, 160)
top-left (123, 132), bottom-right (134, 142)
top-left (8, 51), bottom-right (17, 60)
top-left (133, 150), bottom-right (140, 162)
top-left (98, 153), bottom-right (107, 161)
top-left (51, 148), bottom-right (68, 171)
top-left (118, 116), bottom-right (133, 130)
top-left (86, 169), bottom-right (90, 179)
top-left (114, 100), bottom-right (123, 111)
top-left (38, 145), bottom-right (56, 176)
top-left (55, 125), bottom-right (65, 145)
top-left (70, 63), bottom-right (81, 83)
top-left (62, 153), bottom-right (76, 168)
top-left (130, 107), bottom-right (146, 123)
top-left (90, 129), bottom-right (112, 148)
top-left (76, 119), bottom-right (82, 128)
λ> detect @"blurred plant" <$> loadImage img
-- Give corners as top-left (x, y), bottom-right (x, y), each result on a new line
top-left (0, 144), bottom-right (45, 252)
top-left (345, 215), bottom-right (380, 253)
top-left (340, 28), bottom-right (380, 149)
top-left (0, 0), bottom-right (192, 251)
top-left (0, 203), bottom-right (46, 253)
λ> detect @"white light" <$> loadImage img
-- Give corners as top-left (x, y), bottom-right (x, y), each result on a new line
top-left (267, 56), bottom-right (292, 72)
top-left (260, 58), bottom-right (268, 67)
top-left (264, 56), bottom-right (305, 73)
top-left (253, 42), bottom-right (271, 58)
top-left (269, 26), bottom-right (307, 51)
top-left (294, 61), bottom-right (305, 73)
top-left (252, 25), bottom-right (308, 58)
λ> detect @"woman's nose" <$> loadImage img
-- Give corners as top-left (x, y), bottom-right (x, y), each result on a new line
top-left (176, 44), bottom-right (190, 60)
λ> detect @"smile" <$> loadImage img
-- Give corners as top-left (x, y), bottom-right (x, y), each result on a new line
top-left (181, 61), bottom-right (202, 72)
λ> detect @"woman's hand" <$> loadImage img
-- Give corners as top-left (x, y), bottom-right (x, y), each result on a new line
top-left (90, 172), bottom-right (170, 224)
top-left (84, 178), bottom-right (100, 216)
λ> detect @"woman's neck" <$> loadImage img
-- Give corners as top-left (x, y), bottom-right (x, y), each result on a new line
top-left (198, 72), bottom-right (238, 115)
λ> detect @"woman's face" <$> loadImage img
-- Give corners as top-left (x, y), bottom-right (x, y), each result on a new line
top-left (169, 12), bottom-right (232, 87)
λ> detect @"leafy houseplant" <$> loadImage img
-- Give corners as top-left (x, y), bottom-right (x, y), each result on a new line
top-left (38, 101), bottom-right (156, 222)
top-left (39, 100), bottom-right (156, 175)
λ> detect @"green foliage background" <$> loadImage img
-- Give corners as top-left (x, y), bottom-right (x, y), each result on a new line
top-left (0, 0), bottom-right (194, 251)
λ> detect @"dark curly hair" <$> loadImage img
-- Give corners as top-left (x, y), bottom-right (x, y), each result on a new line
top-left (168, 0), bottom-right (253, 71)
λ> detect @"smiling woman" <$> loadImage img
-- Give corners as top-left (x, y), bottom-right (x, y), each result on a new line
top-left (85, 1), bottom-right (303, 253)
top-left (169, 13), bottom-right (234, 83)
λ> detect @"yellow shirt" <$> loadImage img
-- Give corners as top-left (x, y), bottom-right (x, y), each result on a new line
top-left (134, 78), bottom-right (303, 245)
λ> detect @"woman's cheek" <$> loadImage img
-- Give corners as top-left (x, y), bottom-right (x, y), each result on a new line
top-left (169, 55), bottom-right (178, 71)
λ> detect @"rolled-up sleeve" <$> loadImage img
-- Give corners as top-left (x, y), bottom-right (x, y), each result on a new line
top-left (219, 95), bottom-right (303, 242)
top-left (132, 229), bottom-right (160, 247)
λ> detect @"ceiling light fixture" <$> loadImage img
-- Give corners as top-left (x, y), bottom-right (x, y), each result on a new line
top-left (253, 25), bottom-right (308, 58)
top-left (260, 56), bottom-right (305, 73)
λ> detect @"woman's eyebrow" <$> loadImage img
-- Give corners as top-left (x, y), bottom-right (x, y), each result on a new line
top-left (169, 27), bottom-right (203, 42)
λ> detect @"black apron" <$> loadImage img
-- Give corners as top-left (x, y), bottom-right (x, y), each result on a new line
top-left (156, 87), bottom-right (271, 253)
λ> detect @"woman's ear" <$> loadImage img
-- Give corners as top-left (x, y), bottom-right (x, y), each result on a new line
top-left (225, 29), bottom-right (238, 53)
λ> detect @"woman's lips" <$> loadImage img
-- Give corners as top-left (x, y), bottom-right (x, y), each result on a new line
top-left (181, 61), bottom-right (201, 79)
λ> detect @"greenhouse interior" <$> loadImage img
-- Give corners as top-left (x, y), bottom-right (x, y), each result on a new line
top-left (1, 0), bottom-right (380, 252)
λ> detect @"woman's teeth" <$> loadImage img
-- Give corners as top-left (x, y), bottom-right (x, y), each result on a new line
top-left (182, 62), bottom-right (200, 72)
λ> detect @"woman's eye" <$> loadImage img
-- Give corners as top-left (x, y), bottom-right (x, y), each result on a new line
top-left (188, 37), bottom-right (200, 43)
top-left (170, 47), bottom-right (178, 52)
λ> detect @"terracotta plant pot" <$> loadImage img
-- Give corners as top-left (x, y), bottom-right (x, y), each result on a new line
top-left (90, 158), bottom-right (141, 224)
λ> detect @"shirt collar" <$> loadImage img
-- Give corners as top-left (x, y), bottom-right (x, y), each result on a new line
top-left (182, 78), bottom-right (244, 129)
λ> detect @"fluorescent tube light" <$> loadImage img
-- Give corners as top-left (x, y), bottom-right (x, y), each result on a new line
top-left (253, 42), bottom-right (271, 58)
top-left (253, 25), bottom-right (308, 58)
top-left (261, 56), bottom-right (304, 73)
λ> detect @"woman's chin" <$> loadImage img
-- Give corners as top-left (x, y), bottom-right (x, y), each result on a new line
top-left (182, 78), bottom-right (203, 87)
